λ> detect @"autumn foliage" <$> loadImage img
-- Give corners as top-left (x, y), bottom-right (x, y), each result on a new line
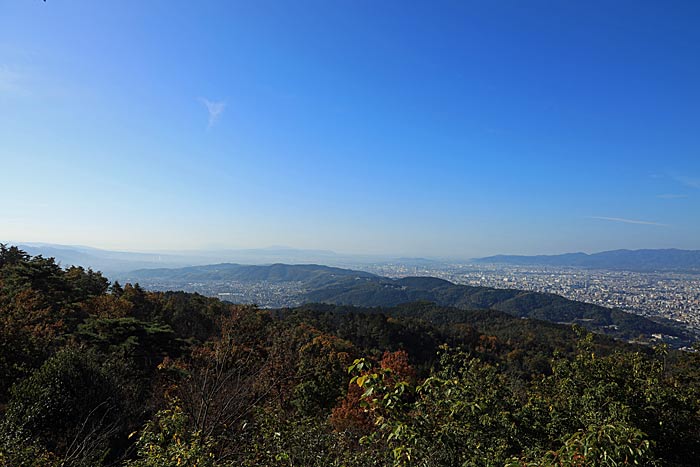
top-left (1, 245), bottom-right (700, 466)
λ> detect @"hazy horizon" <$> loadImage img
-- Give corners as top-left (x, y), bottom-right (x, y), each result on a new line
top-left (5, 240), bottom-right (700, 264)
top-left (2, 1), bottom-right (700, 257)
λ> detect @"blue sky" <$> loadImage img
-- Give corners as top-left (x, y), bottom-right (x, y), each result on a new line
top-left (1, 1), bottom-right (699, 257)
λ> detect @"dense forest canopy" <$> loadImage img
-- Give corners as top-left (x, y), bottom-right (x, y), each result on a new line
top-left (1, 244), bottom-right (699, 466)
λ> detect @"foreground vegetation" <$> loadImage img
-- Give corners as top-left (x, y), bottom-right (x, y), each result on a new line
top-left (1, 244), bottom-right (699, 466)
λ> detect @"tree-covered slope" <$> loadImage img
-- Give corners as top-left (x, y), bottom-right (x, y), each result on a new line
top-left (305, 275), bottom-right (690, 342)
top-left (124, 262), bottom-right (376, 285)
top-left (122, 262), bottom-right (693, 344)
top-left (1, 245), bottom-right (700, 466)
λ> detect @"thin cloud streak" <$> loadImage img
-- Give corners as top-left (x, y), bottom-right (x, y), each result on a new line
top-left (589, 216), bottom-right (668, 226)
top-left (672, 174), bottom-right (700, 189)
top-left (657, 193), bottom-right (688, 199)
top-left (199, 98), bottom-right (226, 128)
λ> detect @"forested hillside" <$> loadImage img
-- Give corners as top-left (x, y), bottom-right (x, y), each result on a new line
top-left (1, 244), bottom-right (700, 466)
top-left (122, 262), bottom-right (693, 345)
top-left (125, 262), bottom-right (376, 284)
top-left (305, 275), bottom-right (691, 344)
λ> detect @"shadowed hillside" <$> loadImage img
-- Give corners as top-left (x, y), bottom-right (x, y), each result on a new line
top-left (122, 263), bottom-right (693, 345)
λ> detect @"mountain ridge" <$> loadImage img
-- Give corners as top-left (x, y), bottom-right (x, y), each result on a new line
top-left (119, 262), bottom-right (694, 346)
top-left (123, 262), bottom-right (377, 283)
top-left (474, 248), bottom-right (700, 272)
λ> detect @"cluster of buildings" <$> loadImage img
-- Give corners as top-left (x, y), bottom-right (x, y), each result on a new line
top-left (141, 279), bottom-right (308, 308)
top-left (369, 263), bottom-right (700, 331)
top-left (135, 262), bottom-right (700, 333)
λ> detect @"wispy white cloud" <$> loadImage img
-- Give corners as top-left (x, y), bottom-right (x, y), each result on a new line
top-left (589, 216), bottom-right (668, 226)
top-left (199, 98), bottom-right (226, 128)
top-left (656, 193), bottom-right (688, 199)
top-left (673, 175), bottom-right (700, 189)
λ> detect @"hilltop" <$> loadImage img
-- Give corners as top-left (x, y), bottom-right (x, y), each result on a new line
top-left (124, 262), bottom-right (376, 284)
top-left (121, 262), bottom-right (693, 345)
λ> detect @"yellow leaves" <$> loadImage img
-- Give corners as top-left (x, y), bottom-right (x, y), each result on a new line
top-left (356, 374), bottom-right (368, 387)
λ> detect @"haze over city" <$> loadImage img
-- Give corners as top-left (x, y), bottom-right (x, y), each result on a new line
top-left (2, 1), bottom-right (700, 257)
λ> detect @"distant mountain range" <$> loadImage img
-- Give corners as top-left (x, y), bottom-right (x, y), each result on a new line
top-left (13, 243), bottom-right (197, 274)
top-left (7, 242), bottom-right (411, 275)
top-left (120, 262), bottom-right (694, 346)
top-left (474, 248), bottom-right (700, 273)
top-left (12, 242), bottom-right (700, 274)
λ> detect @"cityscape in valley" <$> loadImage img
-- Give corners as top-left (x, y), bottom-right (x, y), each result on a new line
top-left (13, 243), bottom-right (690, 335)
top-left (371, 263), bottom-right (700, 331)
top-left (117, 258), bottom-right (700, 333)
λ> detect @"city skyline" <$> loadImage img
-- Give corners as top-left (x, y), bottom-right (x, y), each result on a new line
top-left (2, 1), bottom-right (700, 256)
